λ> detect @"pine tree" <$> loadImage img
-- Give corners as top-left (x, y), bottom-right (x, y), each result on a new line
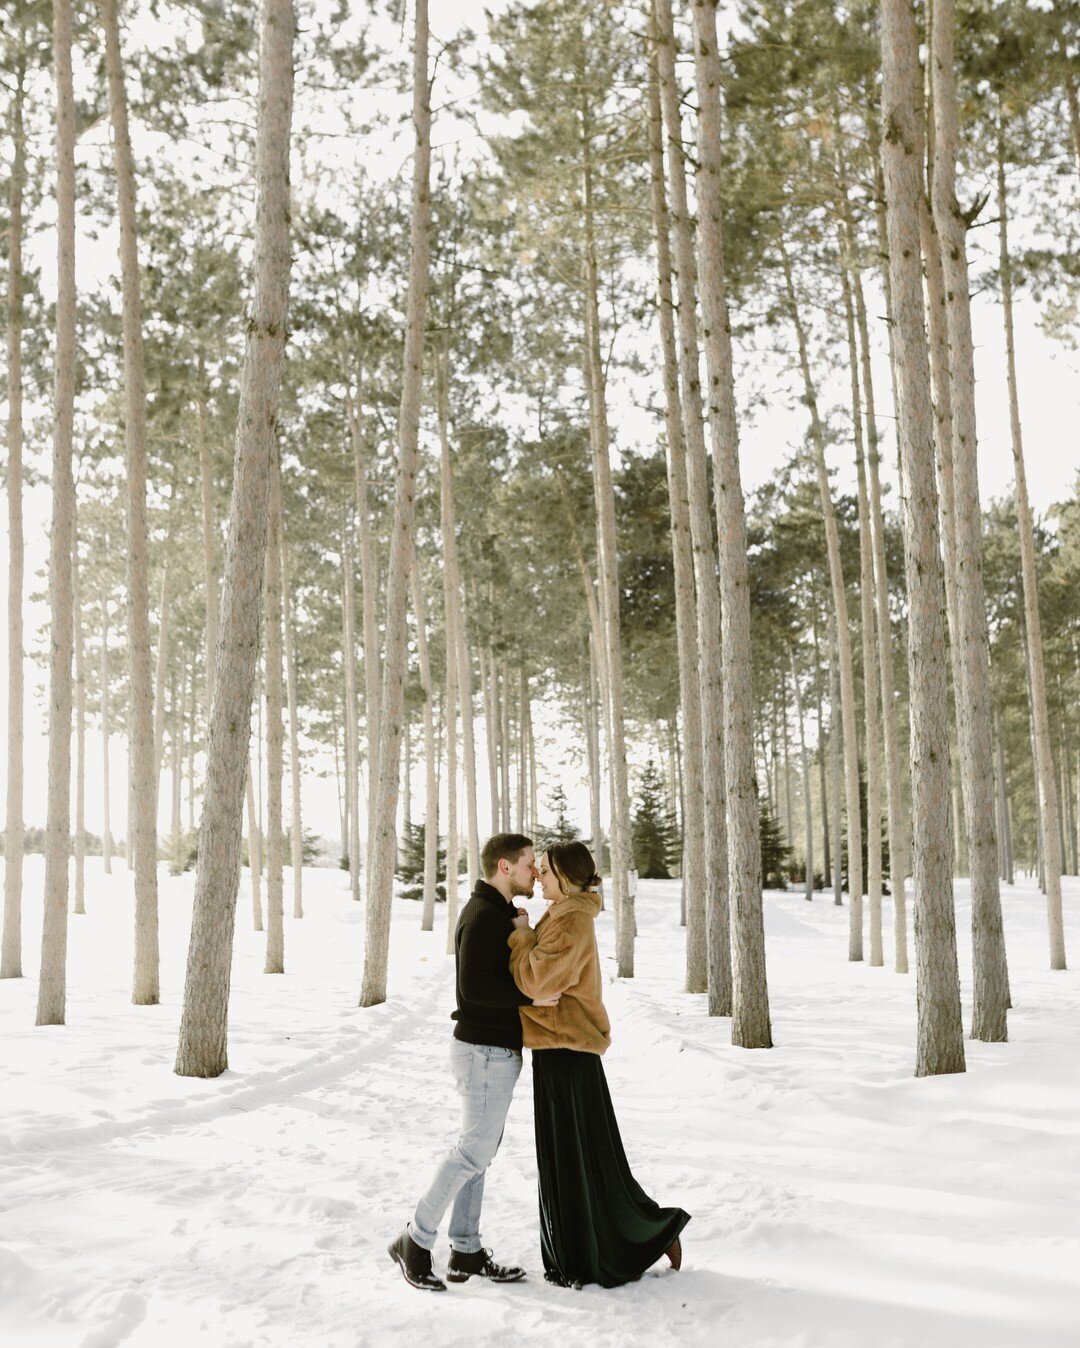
top-left (632, 759), bottom-right (680, 880)
top-left (397, 823), bottom-right (447, 903)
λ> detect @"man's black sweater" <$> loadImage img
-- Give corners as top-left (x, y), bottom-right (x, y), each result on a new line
top-left (451, 879), bottom-right (533, 1049)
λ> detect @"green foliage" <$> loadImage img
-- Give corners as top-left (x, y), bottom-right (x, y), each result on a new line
top-left (167, 831), bottom-right (199, 876)
top-left (759, 799), bottom-right (793, 892)
top-left (631, 760), bottom-right (680, 880)
top-left (534, 784), bottom-right (582, 855)
top-left (396, 822), bottom-right (447, 903)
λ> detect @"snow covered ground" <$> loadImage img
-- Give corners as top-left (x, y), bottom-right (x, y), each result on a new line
top-left (1, 857), bottom-right (1077, 1348)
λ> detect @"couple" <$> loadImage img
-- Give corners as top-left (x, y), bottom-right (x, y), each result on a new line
top-left (389, 832), bottom-right (690, 1291)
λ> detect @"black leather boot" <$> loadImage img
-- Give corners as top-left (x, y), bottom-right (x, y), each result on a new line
top-left (387, 1229), bottom-right (446, 1292)
top-left (446, 1248), bottom-right (526, 1284)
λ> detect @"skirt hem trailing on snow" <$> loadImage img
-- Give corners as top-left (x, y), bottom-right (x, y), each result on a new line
top-left (532, 1046), bottom-right (691, 1289)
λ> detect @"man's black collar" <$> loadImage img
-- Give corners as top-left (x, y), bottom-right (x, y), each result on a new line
top-left (474, 878), bottom-right (513, 908)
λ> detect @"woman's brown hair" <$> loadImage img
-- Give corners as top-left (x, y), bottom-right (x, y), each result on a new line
top-left (546, 841), bottom-right (602, 895)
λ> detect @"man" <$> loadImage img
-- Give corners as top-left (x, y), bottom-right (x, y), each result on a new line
top-left (388, 833), bottom-right (558, 1292)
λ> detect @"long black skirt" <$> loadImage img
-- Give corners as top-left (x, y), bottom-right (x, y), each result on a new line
top-left (532, 1047), bottom-right (691, 1289)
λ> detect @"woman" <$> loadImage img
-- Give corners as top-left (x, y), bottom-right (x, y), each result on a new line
top-left (508, 840), bottom-right (690, 1288)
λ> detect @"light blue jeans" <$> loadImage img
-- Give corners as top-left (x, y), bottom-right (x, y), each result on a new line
top-left (409, 1039), bottom-right (523, 1254)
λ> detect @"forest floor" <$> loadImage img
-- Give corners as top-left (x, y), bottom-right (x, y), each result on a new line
top-left (0, 858), bottom-right (1077, 1348)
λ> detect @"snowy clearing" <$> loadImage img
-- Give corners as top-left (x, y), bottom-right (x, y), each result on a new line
top-left (1, 859), bottom-right (1078, 1348)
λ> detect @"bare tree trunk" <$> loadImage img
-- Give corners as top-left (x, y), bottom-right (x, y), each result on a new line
top-left (436, 352), bottom-right (480, 880)
top-left (444, 635), bottom-right (460, 954)
top-left (186, 660), bottom-right (197, 833)
top-left (359, 0), bottom-right (432, 1008)
top-left (153, 477), bottom-right (179, 777)
top-left (196, 392), bottom-right (220, 705)
top-left (927, 0), bottom-right (1009, 1037)
top-left (481, 646), bottom-right (499, 833)
top-left (879, 0), bottom-right (966, 1075)
top-left (690, 0), bottom-right (771, 1046)
top-left (811, 599), bottom-right (830, 896)
top-left (73, 524), bottom-right (86, 916)
top-left (654, 0), bottom-right (730, 1011)
top-left (839, 248), bottom-right (884, 966)
top-left (174, 0), bottom-right (294, 1076)
top-left (998, 131), bottom-right (1066, 969)
top-left (2, 45), bottom-right (27, 978)
top-left (517, 669), bottom-right (527, 834)
top-left (281, 535), bottom-right (303, 916)
top-left (828, 611), bottom-right (843, 906)
top-left (342, 520), bottom-right (361, 903)
top-left (782, 672), bottom-right (794, 862)
top-left (581, 99), bottom-right (634, 977)
top-left (790, 647), bottom-right (813, 900)
top-left (345, 380), bottom-right (380, 886)
top-left (994, 713), bottom-right (1014, 886)
top-left (403, 714), bottom-right (413, 838)
top-left (100, 602), bottom-right (114, 874)
top-left (587, 637), bottom-right (604, 872)
top-left (264, 458), bottom-right (285, 974)
top-left (411, 557), bottom-right (439, 932)
top-left (100, 0), bottom-right (159, 1003)
top-left (171, 670), bottom-right (183, 864)
top-left (499, 661), bottom-right (511, 831)
top-left (852, 254), bottom-right (910, 973)
top-left (36, 0), bottom-right (77, 1027)
top-left (525, 700), bottom-right (533, 835)
top-left (780, 237), bottom-right (864, 959)
top-left (247, 761), bottom-right (263, 932)
top-left (646, 39), bottom-right (706, 995)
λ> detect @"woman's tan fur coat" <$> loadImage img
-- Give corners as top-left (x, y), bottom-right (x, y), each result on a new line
top-left (508, 890), bottom-right (611, 1055)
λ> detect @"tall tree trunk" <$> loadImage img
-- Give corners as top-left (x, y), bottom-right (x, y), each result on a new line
top-left (852, 255), bottom-right (910, 973)
top-left (73, 524), bottom-right (86, 916)
top-left (779, 236), bottom-right (864, 959)
top-left (654, 0), bottom-right (731, 1011)
top-left (790, 647), bottom-right (813, 900)
top-left (994, 713), bottom-right (1014, 886)
top-left (186, 659), bottom-right (197, 833)
top-left (587, 637), bottom-right (604, 872)
top-left (499, 660), bottom-right (511, 831)
top-left (281, 534), bottom-right (303, 916)
top-left (782, 672), bottom-right (794, 862)
top-left (645, 38), bottom-right (706, 995)
top-left (810, 597), bottom-right (830, 896)
top-left (247, 760), bottom-right (263, 932)
top-left (581, 96), bottom-right (634, 977)
top-left (997, 124), bottom-right (1066, 969)
top-left (345, 378), bottom-right (380, 884)
top-left (174, 0), bottom-right (294, 1076)
top-left (481, 646), bottom-right (499, 833)
top-left (171, 669), bottom-right (183, 864)
top-left (411, 557), bottom-right (439, 932)
top-left (436, 351), bottom-right (480, 880)
top-left (828, 610), bottom-right (843, 906)
top-left (517, 669), bottom-right (528, 834)
top-left (36, 0), bottom-right (77, 1026)
top-left (153, 474), bottom-right (179, 777)
top-left (443, 633), bottom-right (460, 954)
top-left (359, 0), bottom-right (432, 1008)
top-left (264, 457), bottom-right (285, 974)
top-left (100, 0), bottom-right (159, 1004)
top-left (689, 0), bottom-right (771, 1046)
top-left (879, 0), bottom-right (966, 1075)
top-left (927, 0), bottom-right (1009, 1037)
top-left (2, 44), bottom-right (26, 978)
top-left (342, 519), bottom-right (361, 903)
top-left (838, 245), bottom-right (884, 966)
top-left (197, 390), bottom-right (220, 705)
top-left (100, 603), bottom-right (114, 874)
